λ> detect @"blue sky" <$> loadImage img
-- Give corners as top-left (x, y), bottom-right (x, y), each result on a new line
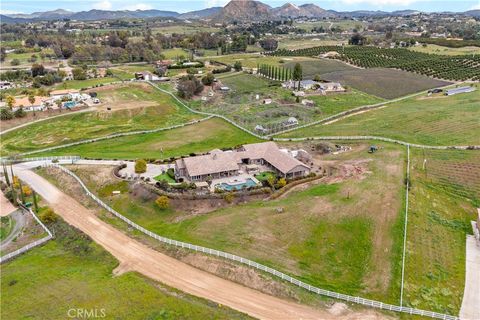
top-left (1, 0), bottom-right (479, 14)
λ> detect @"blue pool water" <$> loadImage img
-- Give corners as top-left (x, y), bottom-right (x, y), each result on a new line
top-left (63, 101), bottom-right (77, 109)
top-left (217, 178), bottom-right (258, 191)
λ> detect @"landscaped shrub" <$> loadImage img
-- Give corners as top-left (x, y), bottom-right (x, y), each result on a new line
top-left (166, 168), bottom-right (175, 179)
top-left (223, 192), bottom-right (235, 203)
top-left (39, 207), bottom-right (57, 224)
top-left (134, 159), bottom-right (147, 174)
top-left (155, 196), bottom-right (170, 209)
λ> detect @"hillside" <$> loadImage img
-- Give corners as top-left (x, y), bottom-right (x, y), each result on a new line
top-left (213, 0), bottom-right (273, 21)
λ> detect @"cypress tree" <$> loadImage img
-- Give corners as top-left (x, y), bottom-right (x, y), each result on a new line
top-left (3, 163), bottom-right (10, 186)
top-left (32, 190), bottom-right (39, 213)
top-left (18, 179), bottom-right (25, 204)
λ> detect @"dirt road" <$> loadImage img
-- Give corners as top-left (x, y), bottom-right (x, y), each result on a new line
top-left (15, 165), bottom-right (391, 320)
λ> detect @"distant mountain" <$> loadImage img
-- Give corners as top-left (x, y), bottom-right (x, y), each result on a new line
top-left (69, 9), bottom-right (179, 21)
top-left (6, 9), bottom-right (74, 19)
top-left (272, 3), bottom-right (303, 17)
top-left (0, 14), bottom-right (29, 24)
top-left (298, 3), bottom-right (335, 18)
top-left (464, 10), bottom-right (480, 17)
top-left (213, 0), bottom-right (272, 21)
top-left (178, 7), bottom-right (222, 20)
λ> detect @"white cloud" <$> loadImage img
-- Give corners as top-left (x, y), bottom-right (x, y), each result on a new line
top-left (122, 3), bottom-right (154, 11)
top-left (93, 0), bottom-right (112, 10)
top-left (205, 0), bottom-right (230, 8)
top-left (340, 0), bottom-right (415, 6)
top-left (470, 3), bottom-right (480, 10)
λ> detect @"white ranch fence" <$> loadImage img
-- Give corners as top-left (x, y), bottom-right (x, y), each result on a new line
top-left (0, 207), bottom-right (53, 263)
top-left (45, 163), bottom-right (460, 320)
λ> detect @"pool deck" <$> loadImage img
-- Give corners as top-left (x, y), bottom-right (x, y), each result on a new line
top-left (210, 174), bottom-right (260, 192)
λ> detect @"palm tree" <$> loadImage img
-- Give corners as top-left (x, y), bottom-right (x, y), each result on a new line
top-left (28, 94), bottom-right (36, 117)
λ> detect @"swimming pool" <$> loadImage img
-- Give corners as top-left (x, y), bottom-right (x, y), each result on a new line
top-left (63, 101), bottom-right (77, 109)
top-left (216, 178), bottom-right (258, 191)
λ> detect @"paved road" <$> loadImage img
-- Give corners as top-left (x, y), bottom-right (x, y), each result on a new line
top-left (14, 165), bottom-right (389, 320)
top-left (0, 209), bottom-right (25, 248)
top-left (460, 235), bottom-right (480, 320)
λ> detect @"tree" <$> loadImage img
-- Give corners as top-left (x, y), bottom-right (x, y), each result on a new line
top-left (10, 59), bottom-right (20, 66)
top-left (277, 178), bottom-right (287, 188)
top-left (155, 196), bottom-right (170, 209)
top-left (14, 107), bottom-right (26, 118)
top-left (32, 189), bottom-right (39, 213)
top-left (201, 73), bottom-right (215, 85)
top-left (1, 108), bottom-right (14, 120)
top-left (349, 33), bottom-right (366, 45)
top-left (187, 67), bottom-right (197, 75)
top-left (259, 38), bottom-right (278, 51)
top-left (233, 61), bottom-right (242, 72)
top-left (22, 185), bottom-right (32, 196)
top-left (28, 94), bottom-right (36, 107)
top-left (177, 75), bottom-right (204, 99)
top-left (134, 159), bottom-right (147, 173)
top-left (292, 63), bottom-right (303, 90)
top-left (223, 192), bottom-right (235, 203)
top-left (31, 63), bottom-right (45, 78)
top-left (39, 208), bottom-right (57, 224)
top-left (72, 68), bottom-right (87, 80)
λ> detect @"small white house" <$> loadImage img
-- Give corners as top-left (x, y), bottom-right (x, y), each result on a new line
top-left (293, 91), bottom-right (305, 97)
top-left (263, 98), bottom-right (272, 105)
top-left (50, 89), bottom-right (81, 101)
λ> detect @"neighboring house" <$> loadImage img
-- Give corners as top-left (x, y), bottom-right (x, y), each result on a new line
top-left (282, 80), bottom-right (320, 90)
top-left (175, 142), bottom-right (311, 182)
top-left (12, 96), bottom-right (48, 112)
top-left (134, 72), bottom-right (160, 81)
top-left (50, 89), bottom-right (81, 101)
top-left (263, 98), bottom-right (272, 105)
top-left (319, 82), bottom-right (345, 93)
top-left (445, 86), bottom-right (475, 96)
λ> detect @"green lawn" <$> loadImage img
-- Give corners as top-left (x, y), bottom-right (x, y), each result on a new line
top-left (162, 48), bottom-right (189, 59)
top-left (220, 73), bottom-right (273, 93)
top-left (403, 148), bottom-right (478, 314)
top-left (254, 171), bottom-right (277, 182)
top-left (0, 83), bottom-right (199, 156)
top-left (54, 77), bottom-right (120, 90)
top-left (35, 118), bottom-right (260, 159)
top-left (68, 142), bottom-right (406, 302)
top-left (280, 86), bottom-right (480, 146)
top-left (154, 173), bottom-right (176, 183)
top-left (202, 54), bottom-right (317, 69)
top-left (0, 224), bottom-right (251, 319)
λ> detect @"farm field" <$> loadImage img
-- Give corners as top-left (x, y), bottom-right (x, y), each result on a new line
top-left (3, 48), bottom-right (55, 67)
top-left (65, 142), bottom-right (406, 303)
top-left (283, 58), bottom-right (358, 79)
top-left (280, 86), bottom-right (480, 146)
top-left (203, 53), bottom-right (317, 69)
top-left (35, 118), bottom-right (260, 159)
top-left (0, 224), bottom-right (251, 320)
top-left (320, 68), bottom-right (451, 99)
top-left (294, 20), bottom-right (367, 32)
top-left (270, 46), bottom-right (480, 81)
top-left (152, 24), bottom-right (221, 35)
top-left (278, 38), bottom-right (346, 50)
top-left (0, 83), bottom-right (199, 156)
top-left (409, 44), bottom-right (480, 56)
top-left (196, 73), bottom-right (383, 131)
top-left (403, 148), bottom-right (479, 314)
top-left (162, 48), bottom-right (189, 59)
top-left (54, 77), bottom-right (120, 90)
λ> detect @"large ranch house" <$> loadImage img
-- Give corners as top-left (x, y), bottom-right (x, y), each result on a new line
top-left (175, 142), bottom-right (311, 182)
